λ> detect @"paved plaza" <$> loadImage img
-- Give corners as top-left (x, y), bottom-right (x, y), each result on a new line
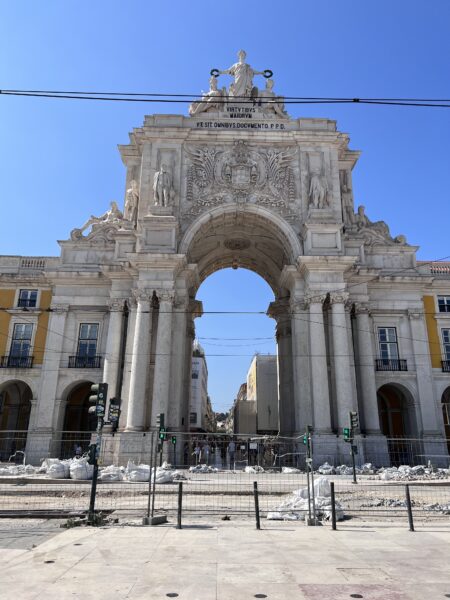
top-left (1, 517), bottom-right (450, 599)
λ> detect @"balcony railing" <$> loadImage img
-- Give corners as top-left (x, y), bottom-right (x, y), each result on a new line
top-left (375, 358), bottom-right (408, 371)
top-left (442, 360), bottom-right (450, 373)
top-left (68, 355), bottom-right (102, 368)
top-left (0, 355), bottom-right (34, 368)
top-left (17, 298), bottom-right (37, 308)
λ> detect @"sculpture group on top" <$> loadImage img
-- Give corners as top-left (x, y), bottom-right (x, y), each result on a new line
top-left (189, 50), bottom-right (288, 118)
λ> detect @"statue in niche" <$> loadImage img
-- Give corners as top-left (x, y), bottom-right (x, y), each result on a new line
top-left (189, 76), bottom-right (226, 116)
top-left (340, 170), bottom-right (355, 224)
top-left (124, 180), bottom-right (139, 225)
top-left (218, 49), bottom-right (265, 98)
top-left (70, 201), bottom-right (123, 240)
top-left (309, 173), bottom-right (329, 209)
top-left (258, 79), bottom-right (287, 118)
top-left (153, 164), bottom-right (174, 207)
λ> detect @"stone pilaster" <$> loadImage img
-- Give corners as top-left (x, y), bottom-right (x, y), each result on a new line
top-left (288, 298), bottom-right (311, 433)
top-left (354, 303), bottom-right (381, 433)
top-left (306, 293), bottom-right (332, 433)
top-left (125, 290), bottom-right (153, 431)
top-left (151, 290), bottom-right (175, 427)
top-left (168, 297), bottom-right (189, 429)
top-left (102, 299), bottom-right (125, 399)
top-left (329, 292), bottom-right (355, 429)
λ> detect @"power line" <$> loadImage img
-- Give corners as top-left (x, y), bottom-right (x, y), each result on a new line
top-left (2, 89), bottom-right (450, 108)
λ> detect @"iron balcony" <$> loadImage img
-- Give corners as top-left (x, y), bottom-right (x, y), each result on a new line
top-left (68, 355), bottom-right (102, 368)
top-left (375, 358), bottom-right (408, 371)
top-left (0, 355), bottom-right (34, 368)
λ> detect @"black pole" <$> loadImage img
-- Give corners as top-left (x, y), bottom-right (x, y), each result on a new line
top-left (405, 484), bottom-right (415, 532)
top-left (351, 445), bottom-right (357, 484)
top-left (146, 431), bottom-right (154, 519)
top-left (330, 481), bottom-right (337, 531)
top-left (177, 481), bottom-right (183, 529)
top-left (88, 458), bottom-right (98, 524)
top-left (253, 481), bottom-right (261, 530)
top-left (151, 437), bottom-right (158, 518)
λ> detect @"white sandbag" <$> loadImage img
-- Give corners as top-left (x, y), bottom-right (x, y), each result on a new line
top-left (361, 463), bottom-right (375, 474)
top-left (189, 464), bottom-right (218, 473)
top-left (70, 457), bottom-right (93, 480)
top-left (314, 476), bottom-right (331, 498)
top-left (47, 460), bottom-right (70, 479)
top-left (244, 465), bottom-right (264, 473)
top-left (98, 465), bottom-right (123, 482)
top-left (126, 460), bottom-right (150, 482)
top-left (318, 462), bottom-right (335, 475)
top-left (282, 467), bottom-right (301, 474)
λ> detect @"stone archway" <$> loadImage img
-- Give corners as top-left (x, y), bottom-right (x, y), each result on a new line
top-left (177, 205), bottom-right (302, 436)
top-left (0, 380), bottom-right (33, 460)
top-left (441, 387), bottom-right (450, 453)
top-left (60, 381), bottom-right (96, 458)
top-left (377, 383), bottom-right (418, 465)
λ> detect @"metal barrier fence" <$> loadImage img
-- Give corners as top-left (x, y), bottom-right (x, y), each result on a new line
top-left (1, 430), bottom-right (449, 469)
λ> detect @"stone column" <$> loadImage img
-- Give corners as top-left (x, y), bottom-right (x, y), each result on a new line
top-left (408, 310), bottom-right (442, 434)
top-left (354, 303), bottom-right (381, 433)
top-left (102, 299), bottom-right (125, 398)
top-left (288, 299), bottom-right (311, 433)
top-left (330, 292), bottom-right (355, 429)
top-left (125, 291), bottom-right (152, 431)
top-left (168, 297), bottom-right (188, 429)
top-left (307, 294), bottom-right (332, 433)
top-left (151, 290), bottom-right (174, 426)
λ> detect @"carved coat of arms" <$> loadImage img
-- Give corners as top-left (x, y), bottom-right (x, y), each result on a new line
top-left (185, 141), bottom-right (297, 214)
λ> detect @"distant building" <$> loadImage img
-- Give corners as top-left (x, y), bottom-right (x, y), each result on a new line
top-left (190, 340), bottom-right (214, 432)
top-left (232, 382), bottom-right (256, 434)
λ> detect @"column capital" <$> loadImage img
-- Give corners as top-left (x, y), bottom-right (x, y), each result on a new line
top-left (329, 291), bottom-right (349, 305)
top-left (268, 299), bottom-right (290, 319)
top-left (109, 298), bottom-right (126, 312)
top-left (155, 289), bottom-right (175, 303)
top-left (354, 302), bottom-right (371, 316)
top-left (304, 292), bottom-right (327, 308)
top-left (132, 288), bottom-right (153, 303)
top-left (290, 298), bottom-right (308, 313)
top-left (50, 303), bottom-right (69, 314)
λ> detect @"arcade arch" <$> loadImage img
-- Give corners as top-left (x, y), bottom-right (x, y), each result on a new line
top-left (60, 381), bottom-right (96, 457)
top-left (441, 386), bottom-right (450, 452)
top-left (0, 379), bottom-right (32, 459)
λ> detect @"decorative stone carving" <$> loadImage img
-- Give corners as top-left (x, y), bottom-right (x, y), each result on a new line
top-left (156, 289), bottom-right (175, 303)
top-left (258, 79), bottom-right (287, 118)
top-left (354, 302), bottom-right (371, 315)
top-left (353, 205), bottom-right (408, 246)
top-left (185, 141), bottom-right (297, 215)
top-left (189, 76), bottom-right (226, 116)
top-left (218, 49), bottom-right (266, 98)
top-left (304, 292), bottom-right (328, 307)
top-left (224, 238), bottom-right (251, 251)
top-left (124, 180), bottom-right (139, 226)
top-left (70, 201), bottom-right (124, 241)
top-left (329, 292), bottom-right (350, 304)
top-left (109, 298), bottom-right (125, 311)
top-left (309, 173), bottom-right (329, 209)
top-left (132, 289), bottom-right (152, 304)
top-left (50, 303), bottom-right (70, 314)
top-left (340, 170), bottom-right (355, 225)
top-left (153, 164), bottom-right (174, 207)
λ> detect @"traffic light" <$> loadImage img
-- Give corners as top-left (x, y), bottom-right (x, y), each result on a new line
top-left (159, 428), bottom-right (167, 441)
top-left (156, 413), bottom-right (165, 429)
top-left (89, 383), bottom-right (108, 417)
top-left (349, 411), bottom-right (359, 430)
top-left (108, 397), bottom-right (121, 423)
top-left (302, 434), bottom-right (308, 445)
top-left (343, 427), bottom-right (352, 442)
top-left (171, 436), bottom-right (176, 445)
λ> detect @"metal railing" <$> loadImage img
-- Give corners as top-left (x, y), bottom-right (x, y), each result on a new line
top-left (0, 355), bottom-right (34, 368)
top-left (68, 355), bottom-right (102, 368)
top-left (442, 360), bottom-right (450, 373)
top-left (375, 358), bottom-right (408, 371)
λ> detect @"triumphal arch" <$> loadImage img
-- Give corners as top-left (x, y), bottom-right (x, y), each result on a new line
top-left (4, 51), bottom-right (448, 465)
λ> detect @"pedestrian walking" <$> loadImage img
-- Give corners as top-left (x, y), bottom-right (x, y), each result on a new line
top-left (228, 440), bottom-right (236, 469)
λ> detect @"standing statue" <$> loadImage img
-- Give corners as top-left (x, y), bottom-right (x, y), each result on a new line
top-left (189, 76), bottom-right (226, 116)
top-left (153, 164), bottom-right (173, 207)
top-left (124, 180), bottom-right (139, 225)
top-left (340, 170), bottom-right (355, 224)
top-left (218, 50), bottom-right (265, 98)
top-left (309, 173), bottom-right (328, 208)
top-left (258, 79), bottom-right (287, 117)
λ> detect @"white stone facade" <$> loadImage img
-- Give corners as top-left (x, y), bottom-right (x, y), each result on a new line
top-left (1, 51), bottom-right (450, 465)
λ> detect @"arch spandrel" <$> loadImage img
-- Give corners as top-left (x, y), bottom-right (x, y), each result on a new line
top-left (178, 204), bottom-right (302, 296)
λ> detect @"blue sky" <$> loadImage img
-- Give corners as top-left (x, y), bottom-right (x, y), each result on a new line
top-left (1, 1), bottom-right (450, 412)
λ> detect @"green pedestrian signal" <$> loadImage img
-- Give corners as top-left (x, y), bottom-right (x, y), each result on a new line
top-left (302, 434), bottom-right (308, 445)
top-left (171, 436), bottom-right (176, 445)
top-left (159, 427), bottom-right (167, 441)
top-left (343, 427), bottom-right (352, 442)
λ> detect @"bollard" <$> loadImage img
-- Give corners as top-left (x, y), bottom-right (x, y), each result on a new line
top-left (405, 484), bottom-right (414, 532)
top-left (253, 481), bottom-right (261, 530)
top-left (177, 481), bottom-right (183, 529)
top-left (330, 481), bottom-right (337, 531)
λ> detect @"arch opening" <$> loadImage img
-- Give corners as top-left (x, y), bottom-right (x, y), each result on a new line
top-left (0, 380), bottom-right (32, 461)
top-left (61, 381), bottom-right (96, 458)
top-left (441, 386), bottom-right (450, 453)
top-left (377, 383), bottom-right (418, 466)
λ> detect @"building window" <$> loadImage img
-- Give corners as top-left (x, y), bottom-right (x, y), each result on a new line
top-left (190, 412), bottom-right (197, 424)
top-left (18, 289), bottom-right (37, 308)
top-left (378, 327), bottom-right (399, 359)
top-left (10, 323), bottom-right (33, 357)
top-left (191, 371), bottom-right (199, 379)
top-left (438, 296), bottom-right (450, 313)
top-left (443, 329), bottom-right (450, 360)
top-left (77, 324), bottom-right (99, 357)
